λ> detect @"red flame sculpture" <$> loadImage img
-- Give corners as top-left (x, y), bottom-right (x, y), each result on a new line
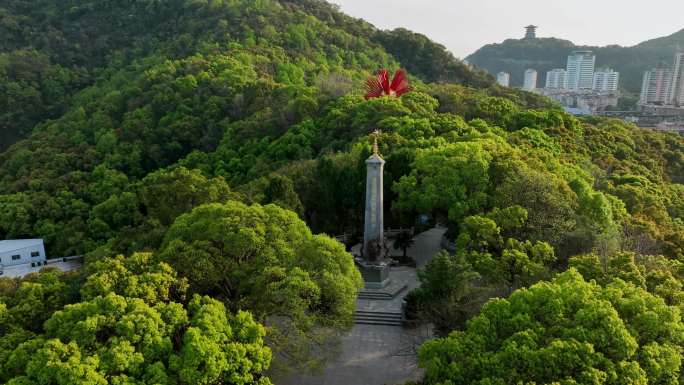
top-left (364, 69), bottom-right (411, 100)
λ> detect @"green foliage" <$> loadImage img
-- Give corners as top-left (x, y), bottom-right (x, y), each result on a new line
top-left (0, 49), bottom-right (82, 151)
top-left (160, 201), bottom-right (362, 371)
top-left (391, 230), bottom-right (415, 258)
top-left (81, 252), bottom-right (188, 304)
top-left (394, 142), bottom-right (492, 223)
top-left (0, 255), bottom-right (272, 385)
top-left (419, 269), bottom-right (684, 385)
top-left (139, 167), bottom-right (237, 227)
top-left (0, 269), bottom-right (79, 334)
top-left (455, 209), bottom-right (557, 290)
top-left (262, 174), bottom-right (305, 216)
top-left (570, 252), bottom-right (684, 312)
top-left (405, 252), bottom-right (483, 334)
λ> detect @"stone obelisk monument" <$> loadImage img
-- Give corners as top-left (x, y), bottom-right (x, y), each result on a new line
top-left (359, 130), bottom-right (390, 289)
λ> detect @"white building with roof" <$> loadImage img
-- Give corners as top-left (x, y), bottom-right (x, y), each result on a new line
top-left (0, 239), bottom-right (46, 268)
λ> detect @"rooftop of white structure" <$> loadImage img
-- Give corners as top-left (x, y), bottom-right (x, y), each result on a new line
top-left (0, 239), bottom-right (44, 252)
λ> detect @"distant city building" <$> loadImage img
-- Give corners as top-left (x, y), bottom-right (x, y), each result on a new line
top-left (0, 239), bottom-right (46, 268)
top-left (639, 51), bottom-right (684, 107)
top-left (566, 50), bottom-right (596, 90)
top-left (497, 71), bottom-right (511, 87)
top-left (523, 69), bottom-right (538, 90)
top-left (545, 69), bottom-right (568, 89)
top-left (640, 67), bottom-right (673, 105)
top-left (524, 25), bottom-right (537, 39)
top-left (592, 68), bottom-right (620, 92)
top-left (667, 51), bottom-right (684, 106)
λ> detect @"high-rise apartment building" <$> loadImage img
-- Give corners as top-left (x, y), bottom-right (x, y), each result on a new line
top-left (566, 51), bottom-right (596, 90)
top-left (666, 52), bottom-right (684, 106)
top-left (523, 69), bottom-right (538, 90)
top-left (592, 69), bottom-right (619, 92)
top-left (545, 69), bottom-right (568, 89)
top-left (497, 72), bottom-right (511, 87)
top-left (640, 67), bottom-right (672, 104)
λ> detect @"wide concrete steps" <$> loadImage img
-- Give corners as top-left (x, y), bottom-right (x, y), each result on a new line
top-left (354, 310), bottom-right (404, 326)
top-left (357, 291), bottom-right (394, 300)
top-left (357, 284), bottom-right (408, 300)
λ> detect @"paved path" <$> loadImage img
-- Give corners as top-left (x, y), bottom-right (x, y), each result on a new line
top-left (274, 227), bottom-right (447, 385)
top-left (405, 226), bottom-right (447, 268)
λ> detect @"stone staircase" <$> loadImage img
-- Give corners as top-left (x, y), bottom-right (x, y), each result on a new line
top-left (357, 283), bottom-right (408, 300)
top-left (354, 310), bottom-right (404, 326)
top-left (357, 290), bottom-right (394, 300)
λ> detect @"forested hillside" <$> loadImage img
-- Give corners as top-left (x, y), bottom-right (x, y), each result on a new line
top-left (0, 1), bottom-right (683, 384)
top-left (466, 29), bottom-right (684, 94)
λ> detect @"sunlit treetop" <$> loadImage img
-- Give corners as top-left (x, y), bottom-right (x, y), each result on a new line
top-left (364, 69), bottom-right (412, 99)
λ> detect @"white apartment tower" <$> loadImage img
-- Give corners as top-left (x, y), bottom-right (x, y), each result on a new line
top-left (666, 51), bottom-right (684, 106)
top-left (567, 51), bottom-right (596, 90)
top-left (545, 69), bottom-right (568, 89)
top-left (523, 69), bottom-right (538, 90)
top-left (640, 67), bottom-right (672, 104)
top-left (497, 72), bottom-right (511, 87)
top-left (593, 69), bottom-right (619, 92)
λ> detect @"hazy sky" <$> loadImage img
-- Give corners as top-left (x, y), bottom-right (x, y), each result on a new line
top-left (331, 0), bottom-right (684, 58)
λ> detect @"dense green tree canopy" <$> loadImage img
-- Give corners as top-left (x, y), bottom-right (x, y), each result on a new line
top-left (419, 269), bottom-right (684, 385)
top-left (0, 254), bottom-right (272, 385)
top-left (159, 201), bottom-right (363, 370)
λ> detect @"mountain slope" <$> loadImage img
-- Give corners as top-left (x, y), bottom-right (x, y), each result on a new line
top-left (0, 0), bottom-right (512, 255)
top-left (466, 29), bottom-right (684, 94)
top-left (0, 0), bottom-right (492, 151)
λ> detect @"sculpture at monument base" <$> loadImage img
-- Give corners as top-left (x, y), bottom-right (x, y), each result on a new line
top-left (365, 238), bottom-right (384, 262)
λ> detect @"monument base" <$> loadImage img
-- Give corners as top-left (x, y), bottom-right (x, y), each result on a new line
top-left (356, 259), bottom-right (391, 289)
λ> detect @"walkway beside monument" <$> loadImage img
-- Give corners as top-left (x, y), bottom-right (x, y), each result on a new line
top-left (274, 226), bottom-right (446, 385)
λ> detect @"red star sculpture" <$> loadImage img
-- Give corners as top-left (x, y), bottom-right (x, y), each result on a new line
top-left (364, 69), bottom-right (411, 100)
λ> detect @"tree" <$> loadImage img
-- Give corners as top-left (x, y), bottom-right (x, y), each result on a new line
top-left (570, 252), bottom-right (684, 311)
top-left (80, 252), bottom-right (188, 304)
top-left (0, 254), bottom-right (272, 385)
top-left (404, 252), bottom-right (483, 334)
top-left (419, 269), bottom-right (684, 385)
top-left (139, 167), bottom-right (238, 227)
top-left (0, 268), bottom-right (77, 334)
top-left (159, 201), bottom-right (363, 372)
top-left (391, 230), bottom-right (415, 258)
top-left (455, 209), bottom-right (556, 291)
top-left (393, 141), bottom-right (492, 224)
top-left (262, 174), bottom-right (304, 217)
top-left (491, 160), bottom-right (577, 255)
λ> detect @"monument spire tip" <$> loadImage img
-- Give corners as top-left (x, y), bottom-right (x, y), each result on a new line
top-left (371, 129), bottom-right (381, 155)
